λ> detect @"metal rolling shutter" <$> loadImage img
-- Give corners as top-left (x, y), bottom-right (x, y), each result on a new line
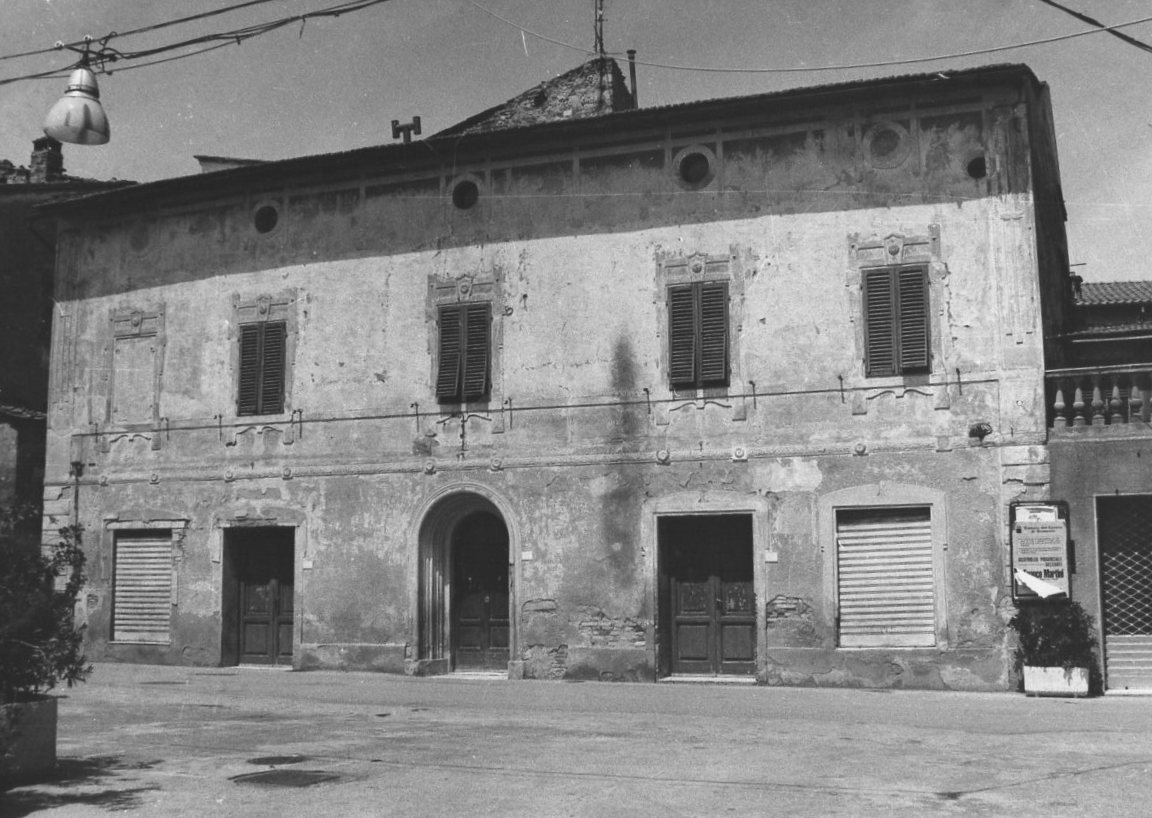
top-left (837, 508), bottom-right (935, 647)
top-left (113, 532), bottom-right (173, 643)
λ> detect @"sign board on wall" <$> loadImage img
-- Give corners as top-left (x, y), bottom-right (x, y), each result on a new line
top-left (1010, 501), bottom-right (1071, 601)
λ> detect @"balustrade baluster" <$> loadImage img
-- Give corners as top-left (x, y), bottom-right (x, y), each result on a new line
top-left (1110, 379), bottom-right (1124, 425)
top-left (1137, 373), bottom-right (1150, 423)
top-left (1072, 382), bottom-right (1086, 427)
top-left (1092, 376), bottom-right (1105, 425)
top-left (1052, 379), bottom-right (1067, 428)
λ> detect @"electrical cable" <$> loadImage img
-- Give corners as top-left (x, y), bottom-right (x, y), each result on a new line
top-left (467, 0), bottom-right (1152, 73)
top-left (0, 0), bottom-right (394, 86)
top-left (0, 0), bottom-right (289, 63)
top-left (1037, 0), bottom-right (1152, 55)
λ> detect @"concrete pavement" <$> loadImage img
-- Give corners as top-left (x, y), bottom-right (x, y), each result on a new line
top-left (4, 663), bottom-right (1152, 816)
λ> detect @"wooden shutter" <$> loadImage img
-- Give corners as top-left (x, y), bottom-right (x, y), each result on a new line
top-left (864, 267), bottom-right (929, 377)
top-left (436, 305), bottom-right (464, 401)
top-left (668, 285), bottom-right (697, 387)
top-left (462, 303), bottom-right (491, 400)
top-left (238, 321), bottom-right (286, 415)
top-left (698, 282), bottom-right (729, 385)
top-left (260, 321), bottom-right (287, 414)
top-left (863, 268), bottom-right (896, 377)
top-left (113, 532), bottom-right (173, 643)
top-left (897, 268), bottom-right (929, 372)
top-left (836, 507), bottom-right (935, 647)
top-left (237, 324), bottom-right (261, 415)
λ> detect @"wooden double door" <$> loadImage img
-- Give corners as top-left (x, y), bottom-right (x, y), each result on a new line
top-left (452, 511), bottom-right (510, 671)
top-left (659, 515), bottom-right (756, 676)
top-left (223, 528), bottom-right (294, 666)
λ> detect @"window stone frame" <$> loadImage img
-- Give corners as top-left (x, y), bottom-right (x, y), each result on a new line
top-left (655, 251), bottom-right (746, 415)
top-left (427, 273), bottom-right (504, 419)
top-left (230, 291), bottom-right (297, 419)
top-left (105, 307), bottom-right (165, 432)
top-left (846, 228), bottom-right (946, 388)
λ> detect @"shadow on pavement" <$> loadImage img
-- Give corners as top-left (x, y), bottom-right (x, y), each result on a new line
top-left (0, 755), bottom-right (161, 817)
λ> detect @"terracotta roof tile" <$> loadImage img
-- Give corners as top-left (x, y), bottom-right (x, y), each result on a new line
top-left (1076, 281), bottom-right (1152, 305)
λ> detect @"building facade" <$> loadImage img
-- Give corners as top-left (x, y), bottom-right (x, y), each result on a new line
top-left (1046, 280), bottom-right (1152, 692)
top-left (42, 63), bottom-right (1070, 688)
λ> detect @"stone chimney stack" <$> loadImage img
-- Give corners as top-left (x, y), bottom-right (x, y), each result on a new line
top-left (29, 136), bottom-right (64, 183)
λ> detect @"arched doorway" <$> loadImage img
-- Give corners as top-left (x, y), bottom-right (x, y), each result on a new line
top-left (418, 492), bottom-right (512, 673)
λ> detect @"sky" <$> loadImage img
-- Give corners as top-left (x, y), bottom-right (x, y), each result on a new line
top-left (1, 0), bottom-right (1150, 282)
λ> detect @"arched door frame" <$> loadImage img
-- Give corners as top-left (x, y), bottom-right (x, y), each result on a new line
top-left (411, 483), bottom-right (520, 675)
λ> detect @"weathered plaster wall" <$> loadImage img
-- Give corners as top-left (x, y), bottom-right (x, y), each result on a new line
top-left (44, 74), bottom-right (1059, 689)
top-left (1048, 436), bottom-right (1152, 663)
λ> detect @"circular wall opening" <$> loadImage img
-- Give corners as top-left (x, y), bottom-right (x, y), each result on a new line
top-left (870, 128), bottom-right (901, 161)
top-left (672, 145), bottom-right (716, 190)
top-left (863, 122), bottom-right (911, 169)
top-left (253, 205), bottom-right (279, 234)
top-left (679, 153), bottom-right (710, 185)
top-left (452, 179), bottom-right (480, 210)
top-left (967, 155), bottom-right (987, 179)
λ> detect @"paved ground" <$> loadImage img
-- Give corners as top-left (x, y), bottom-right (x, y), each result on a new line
top-left (4, 664), bottom-right (1152, 817)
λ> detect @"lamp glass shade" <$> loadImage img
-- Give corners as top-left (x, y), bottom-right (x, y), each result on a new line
top-left (43, 67), bottom-right (110, 146)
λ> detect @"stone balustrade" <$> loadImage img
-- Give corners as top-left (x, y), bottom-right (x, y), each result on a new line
top-left (1046, 365), bottom-right (1152, 431)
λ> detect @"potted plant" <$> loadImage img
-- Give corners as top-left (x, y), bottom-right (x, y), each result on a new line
top-left (1, 508), bottom-right (91, 781)
top-left (1008, 599), bottom-right (1100, 697)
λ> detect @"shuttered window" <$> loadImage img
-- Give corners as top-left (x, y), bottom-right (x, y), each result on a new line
top-left (112, 531), bottom-right (173, 643)
top-left (437, 303), bottom-right (491, 403)
top-left (237, 320), bottom-right (287, 416)
top-left (836, 507), bottom-right (935, 648)
top-left (668, 281), bottom-right (729, 389)
top-left (863, 267), bottom-right (929, 377)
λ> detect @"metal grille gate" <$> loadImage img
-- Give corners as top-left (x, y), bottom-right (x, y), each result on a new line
top-left (1099, 496), bottom-right (1152, 691)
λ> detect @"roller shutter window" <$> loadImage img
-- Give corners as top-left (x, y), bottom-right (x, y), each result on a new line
top-left (112, 531), bottom-right (173, 643)
top-left (436, 303), bottom-right (491, 403)
top-left (836, 507), bottom-right (935, 648)
top-left (863, 266), bottom-right (929, 377)
top-left (668, 281), bottom-right (729, 389)
top-left (237, 320), bottom-right (287, 415)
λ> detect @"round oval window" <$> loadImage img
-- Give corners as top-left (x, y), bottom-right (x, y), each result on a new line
top-left (253, 205), bottom-right (279, 234)
top-left (452, 180), bottom-right (480, 210)
top-left (678, 152), bottom-right (712, 187)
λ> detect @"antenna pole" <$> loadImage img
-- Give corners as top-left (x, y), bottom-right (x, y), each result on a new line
top-left (594, 0), bottom-right (605, 56)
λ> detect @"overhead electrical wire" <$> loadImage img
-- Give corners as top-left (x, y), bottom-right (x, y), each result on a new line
top-left (1036, 0), bottom-right (1152, 55)
top-left (0, 0), bottom-right (395, 86)
top-left (467, 0), bottom-right (1152, 73)
top-left (0, 0), bottom-right (289, 63)
top-left (5, 0), bottom-right (1152, 89)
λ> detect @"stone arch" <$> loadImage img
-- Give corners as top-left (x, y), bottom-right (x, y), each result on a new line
top-left (413, 483), bottom-right (519, 674)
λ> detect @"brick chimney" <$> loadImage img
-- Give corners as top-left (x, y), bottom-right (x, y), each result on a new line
top-left (29, 136), bottom-right (64, 183)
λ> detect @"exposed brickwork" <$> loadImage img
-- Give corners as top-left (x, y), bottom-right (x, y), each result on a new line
top-left (436, 57), bottom-right (634, 137)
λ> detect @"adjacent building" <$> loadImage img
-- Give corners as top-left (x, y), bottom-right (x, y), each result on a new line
top-left (0, 138), bottom-right (128, 516)
top-left (40, 60), bottom-right (1073, 688)
top-left (1047, 279), bottom-right (1152, 692)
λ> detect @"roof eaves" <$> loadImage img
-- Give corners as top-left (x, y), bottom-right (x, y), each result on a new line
top-left (38, 62), bottom-right (1041, 219)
